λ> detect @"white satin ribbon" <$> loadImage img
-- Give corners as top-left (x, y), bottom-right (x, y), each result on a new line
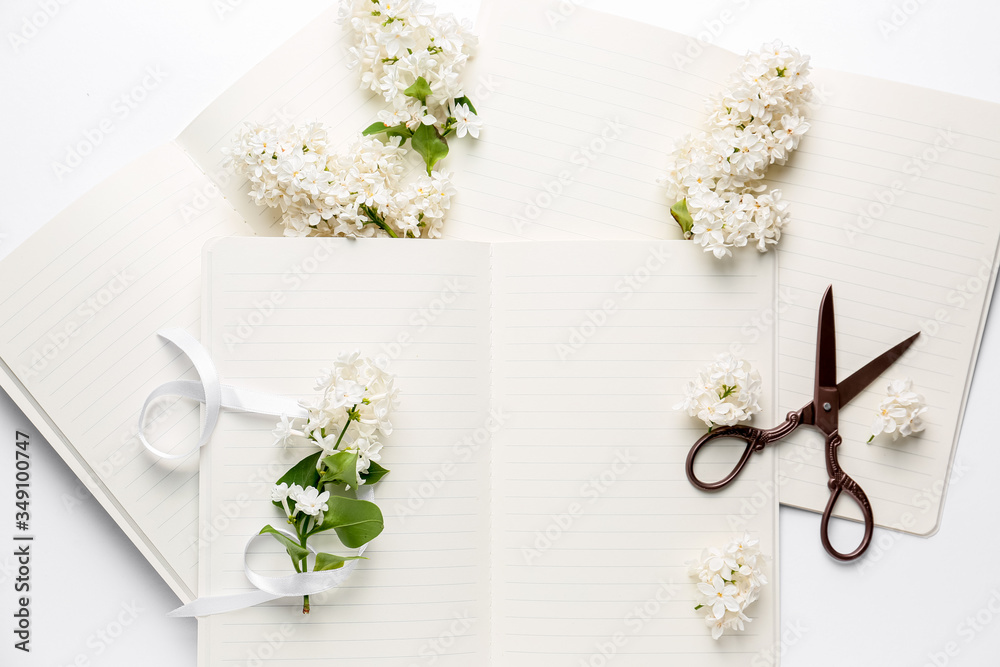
top-left (138, 329), bottom-right (308, 459)
top-left (169, 485), bottom-right (376, 618)
top-left (139, 329), bottom-right (377, 617)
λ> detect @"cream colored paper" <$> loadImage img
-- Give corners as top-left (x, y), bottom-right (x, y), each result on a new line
top-left (442, 0), bottom-right (1000, 535)
top-left (198, 237), bottom-right (779, 665)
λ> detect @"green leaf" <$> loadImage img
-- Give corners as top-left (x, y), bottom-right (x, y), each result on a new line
top-left (273, 451), bottom-right (322, 513)
top-left (313, 552), bottom-right (365, 572)
top-left (362, 121), bottom-right (413, 140)
top-left (361, 460), bottom-right (390, 486)
top-left (309, 495), bottom-right (384, 547)
top-left (320, 450), bottom-right (360, 488)
top-left (363, 121), bottom-right (390, 135)
top-left (411, 123), bottom-right (449, 174)
top-left (453, 95), bottom-right (477, 115)
top-left (670, 199), bottom-right (694, 238)
top-left (404, 76), bottom-right (433, 104)
top-left (260, 525), bottom-right (308, 562)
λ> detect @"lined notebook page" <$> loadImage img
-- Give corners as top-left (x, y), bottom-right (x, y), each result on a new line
top-left (0, 143), bottom-right (255, 601)
top-left (176, 7), bottom-right (386, 233)
top-left (770, 69), bottom-right (1000, 536)
top-left (200, 238), bottom-right (493, 666)
top-left (444, 0), bottom-right (1000, 534)
top-left (490, 242), bottom-right (779, 665)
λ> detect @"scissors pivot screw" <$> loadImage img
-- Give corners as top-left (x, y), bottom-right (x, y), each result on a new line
top-left (822, 402), bottom-right (832, 412)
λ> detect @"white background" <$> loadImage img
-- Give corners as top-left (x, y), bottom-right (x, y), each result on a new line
top-left (1, 0), bottom-right (999, 665)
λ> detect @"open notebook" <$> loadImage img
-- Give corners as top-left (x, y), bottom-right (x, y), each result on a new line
top-left (439, 0), bottom-right (1000, 536)
top-left (0, 7), bottom-right (387, 601)
top-left (198, 237), bottom-right (779, 665)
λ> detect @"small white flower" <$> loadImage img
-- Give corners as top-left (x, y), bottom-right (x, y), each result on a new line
top-left (286, 484), bottom-right (306, 515)
top-left (271, 483), bottom-right (290, 502)
top-left (869, 378), bottom-right (926, 442)
top-left (675, 353), bottom-right (762, 428)
top-left (292, 486), bottom-right (330, 517)
top-left (353, 434), bottom-right (384, 484)
top-left (271, 483), bottom-right (293, 518)
top-left (272, 414), bottom-right (299, 448)
top-left (697, 575), bottom-right (741, 619)
top-left (330, 377), bottom-right (365, 409)
top-left (451, 102), bottom-right (482, 139)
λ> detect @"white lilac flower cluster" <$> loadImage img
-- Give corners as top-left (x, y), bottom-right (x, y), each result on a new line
top-left (674, 353), bottom-right (763, 428)
top-left (868, 378), bottom-right (927, 442)
top-left (340, 0), bottom-right (481, 137)
top-left (690, 533), bottom-right (768, 640)
top-left (226, 121), bottom-right (455, 238)
top-left (662, 41), bottom-right (813, 259)
top-left (273, 351), bottom-right (400, 485)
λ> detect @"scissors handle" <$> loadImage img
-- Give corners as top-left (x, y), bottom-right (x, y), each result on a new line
top-left (685, 410), bottom-right (803, 491)
top-left (819, 431), bottom-right (875, 561)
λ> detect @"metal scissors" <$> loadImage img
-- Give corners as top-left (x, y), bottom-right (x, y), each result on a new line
top-left (684, 285), bottom-right (919, 561)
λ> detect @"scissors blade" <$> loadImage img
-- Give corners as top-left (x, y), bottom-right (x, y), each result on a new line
top-left (836, 332), bottom-right (921, 406)
top-left (814, 286), bottom-right (838, 392)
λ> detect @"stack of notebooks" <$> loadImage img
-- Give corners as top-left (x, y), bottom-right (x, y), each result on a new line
top-left (1, 0), bottom-right (998, 663)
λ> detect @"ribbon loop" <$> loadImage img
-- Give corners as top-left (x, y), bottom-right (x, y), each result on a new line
top-left (138, 329), bottom-right (308, 459)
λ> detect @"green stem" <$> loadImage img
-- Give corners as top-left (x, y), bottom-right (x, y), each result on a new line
top-left (332, 415), bottom-right (354, 450)
top-left (297, 412), bottom-right (359, 614)
top-left (295, 524), bottom-right (311, 614)
top-left (360, 205), bottom-right (399, 238)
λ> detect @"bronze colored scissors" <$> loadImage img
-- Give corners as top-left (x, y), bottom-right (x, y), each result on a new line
top-left (685, 285), bottom-right (919, 561)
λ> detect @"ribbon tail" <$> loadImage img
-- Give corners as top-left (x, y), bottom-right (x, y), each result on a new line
top-left (168, 590), bottom-right (282, 618)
